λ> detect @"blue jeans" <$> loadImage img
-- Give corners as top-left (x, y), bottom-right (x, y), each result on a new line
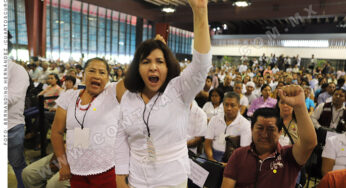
top-left (8, 124), bottom-right (26, 188)
top-left (212, 149), bottom-right (225, 162)
top-left (196, 149), bottom-right (225, 163)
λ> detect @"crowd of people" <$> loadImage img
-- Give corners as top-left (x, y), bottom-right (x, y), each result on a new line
top-left (7, 0), bottom-right (346, 188)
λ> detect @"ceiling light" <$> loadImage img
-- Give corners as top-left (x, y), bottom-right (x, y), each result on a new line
top-left (223, 24), bottom-right (228, 30)
top-left (233, 1), bottom-right (251, 7)
top-left (162, 6), bottom-right (176, 13)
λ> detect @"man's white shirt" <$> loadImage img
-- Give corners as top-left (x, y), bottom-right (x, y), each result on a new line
top-left (205, 113), bottom-right (251, 152)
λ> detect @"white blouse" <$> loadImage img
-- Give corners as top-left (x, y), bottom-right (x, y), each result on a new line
top-left (187, 100), bottom-right (208, 154)
top-left (56, 83), bottom-right (120, 176)
top-left (202, 102), bottom-right (224, 120)
top-left (115, 49), bottom-right (212, 187)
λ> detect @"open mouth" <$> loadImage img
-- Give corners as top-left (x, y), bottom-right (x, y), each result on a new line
top-left (91, 81), bottom-right (101, 87)
top-left (149, 76), bottom-right (159, 83)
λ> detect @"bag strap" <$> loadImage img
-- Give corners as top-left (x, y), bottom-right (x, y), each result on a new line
top-left (282, 122), bottom-right (295, 145)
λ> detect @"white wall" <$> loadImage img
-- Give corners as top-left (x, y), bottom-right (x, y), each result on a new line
top-left (211, 45), bottom-right (346, 59)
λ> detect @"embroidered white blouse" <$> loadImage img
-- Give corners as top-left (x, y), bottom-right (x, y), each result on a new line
top-left (115, 49), bottom-right (212, 187)
top-left (56, 82), bottom-right (120, 176)
top-left (187, 100), bottom-right (208, 154)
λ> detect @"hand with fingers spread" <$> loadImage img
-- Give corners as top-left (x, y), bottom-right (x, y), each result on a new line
top-left (154, 34), bottom-right (166, 45)
top-left (278, 85), bottom-right (306, 109)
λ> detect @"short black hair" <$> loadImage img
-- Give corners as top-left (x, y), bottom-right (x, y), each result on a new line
top-left (83, 57), bottom-right (110, 75)
top-left (206, 76), bottom-right (212, 82)
top-left (64, 75), bottom-right (76, 85)
top-left (301, 78), bottom-right (309, 86)
top-left (321, 83), bottom-right (329, 90)
top-left (224, 91), bottom-right (240, 104)
top-left (75, 64), bottom-right (83, 70)
top-left (337, 78), bottom-right (345, 86)
top-left (124, 39), bottom-right (180, 93)
top-left (208, 88), bottom-right (224, 102)
top-left (261, 84), bottom-right (271, 92)
top-left (251, 108), bottom-right (283, 132)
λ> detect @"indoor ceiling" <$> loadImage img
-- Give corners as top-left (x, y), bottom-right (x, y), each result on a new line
top-left (80, 0), bottom-right (346, 34)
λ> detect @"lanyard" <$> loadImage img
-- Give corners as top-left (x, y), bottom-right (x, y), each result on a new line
top-left (141, 93), bottom-right (161, 138)
top-left (331, 104), bottom-right (343, 124)
top-left (74, 90), bottom-right (97, 129)
top-left (283, 119), bottom-right (293, 137)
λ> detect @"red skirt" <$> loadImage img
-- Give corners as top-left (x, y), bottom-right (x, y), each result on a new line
top-left (70, 167), bottom-right (116, 188)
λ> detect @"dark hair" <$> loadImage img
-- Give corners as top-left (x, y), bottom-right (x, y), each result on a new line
top-left (206, 76), bottom-right (212, 82)
top-left (251, 108), bottom-right (283, 132)
top-left (115, 67), bottom-right (124, 78)
top-left (64, 75), bottom-right (76, 85)
top-left (224, 91), bottom-right (240, 104)
top-left (49, 73), bottom-right (61, 86)
top-left (321, 83), bottom-right (329, 90)
top-left (75, 64), bottom-right (83, 70)
top-left (84, 57), bottom-right (110, 75)
top-left (275, 96), bottom-right (296, 121)
top-left (124, 39), bottom-right (180, 93)
top-left (8, 31), bottom-right (13, 52)
top-left (59, 65), bottom-right (66, 73)
top-left (318, 77), bottom-right (326, 85)
top-left (28, 63), bottom-right (37, 68)
top-left (301, 78), bottom-right (309, 86)
top-left (261, 84), bottom-right (271, 92)
top-left (208, 88), bottom-right (224, 103)
top-left (333, 88), bottom-right (346, 95)
top-left (337, 78), bottom-right (345, 86)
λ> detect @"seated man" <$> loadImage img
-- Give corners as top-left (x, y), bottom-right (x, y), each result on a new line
top-left (321, 133), bottom-right (346, 177)
top-left (205, 92), bottom-right (251, 163)
top-left (187, 100), bottom-right (208, 155)
top-left (311, 89), bottom-right (345, 143)
top-left (218, 75), bottom-right (233, 93)
top-left (195, 76), bottom-right (212, 108)
top-left (222, 85), bottom-right (317, 188)
top-left (317, 82), bottom-right (336, 105)
top-left (22, 153), bottom-right (70, 188)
